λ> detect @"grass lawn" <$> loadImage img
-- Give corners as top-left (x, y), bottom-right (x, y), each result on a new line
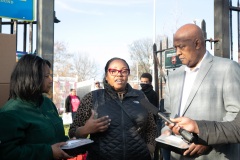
top-left (60, 114), bottom-right (71, 137)
top-left (64, 124), bottom-right (70, 136)
top-left (64, 124), bottom-right (90, 139)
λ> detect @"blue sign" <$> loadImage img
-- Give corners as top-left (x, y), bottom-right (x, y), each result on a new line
top-left (0, 0), bottom-right (35, 21)
top-left (16, 51), bottom-right (28, 62)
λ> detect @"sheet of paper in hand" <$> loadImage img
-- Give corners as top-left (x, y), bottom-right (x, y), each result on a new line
top-left (61, 139), bottom-right (94, 156)
top-left (62, 112), bottom-right (73, 125)
top-left (155, 135), bottom-right (189, 154)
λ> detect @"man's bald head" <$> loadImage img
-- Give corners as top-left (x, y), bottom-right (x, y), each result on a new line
top-left (174, 24), bottom-right (205, 49)
top-left (173, 24), bottom-right (206, 68)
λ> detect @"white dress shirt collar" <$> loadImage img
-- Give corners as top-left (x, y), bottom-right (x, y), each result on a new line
top-left (184, 51), bottom-right (208, 72)
top-left (179, 51), bottom-right (208, 116)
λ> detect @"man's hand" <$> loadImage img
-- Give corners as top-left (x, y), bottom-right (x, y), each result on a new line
top-left (166, 117), bottom-right (199, 135)
top-left (183, 143), bottom-right (211, 156)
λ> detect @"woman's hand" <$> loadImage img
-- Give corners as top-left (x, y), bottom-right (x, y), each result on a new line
top-left (85, 110), bottom-right (111, 133)
top-left (76, 110), bottom-right (111, 137)
top-left (51, 142), bottom-right (72, 160)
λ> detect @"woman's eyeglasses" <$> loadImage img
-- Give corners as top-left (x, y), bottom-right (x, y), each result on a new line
top-left (108, 68), bottom-right (130, 76)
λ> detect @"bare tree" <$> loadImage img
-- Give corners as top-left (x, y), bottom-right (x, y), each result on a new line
top-left (54, 41), bottom-right (99, 82)
top-left (128, 38), bottom-right (153, 80)
top-left (128, 36), bottom-right (170, 82)
top-left (53, 81), bottom-right (62, 111)
top-left (54, 41), bottom-right (73, 77)
top-left (71, 53), bottom-right (99, 82)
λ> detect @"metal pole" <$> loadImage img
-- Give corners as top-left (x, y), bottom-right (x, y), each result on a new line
top-left (23, 23), bottom-right (27, 52)
top-left (152, 0), bottom-right (156, 90)
top-left (153, 0), bottom-right (156, 44)
top-left (238, 0), bottom-right (240, 63)
top-left (13, 20), bottom-right (18, 50)
top-left (29, 22), bottom-right (33, 54)
top-left (214, 0), bottom-right (230, 58)
top-left (159, 41), bottom-right (163, 100)
top-left (0, 18), bottom-right (2, 33)
top-left (37, 0), bottom-right (54, 63)
top-left (10, 20), bottom-right (13, 34)
top-left (230, 0), bottom-right (233, 60)
top-left (37, 0), bottom-right (55, 98)
top-left (153, 44), bottom-right (159, 103)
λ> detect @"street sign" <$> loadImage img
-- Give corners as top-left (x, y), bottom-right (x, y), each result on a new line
top-left (0, 0), bottom-right (35, 21)
top-left (164, 49), bottom-right (182, 69)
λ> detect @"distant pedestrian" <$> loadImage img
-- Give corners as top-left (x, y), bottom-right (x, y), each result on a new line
top-left (140, 73), bottom-right (158, 107)
top-left (140, 73), bottom-right (161, 160)
top-left (94, 81), bottom-right (103, 90)
top-left (65, 89), bottom-right (80, 119)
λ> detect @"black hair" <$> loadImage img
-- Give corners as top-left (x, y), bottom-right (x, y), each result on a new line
top-left (140, 73), bottom-right (153, 82)
top-left (9, 54), bottom-right (51, 103)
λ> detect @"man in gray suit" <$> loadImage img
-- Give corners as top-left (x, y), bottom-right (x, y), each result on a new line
top-left (161, 23), bottom-right (240, 160)
top-left (167, 112), bottom-right (240, 145)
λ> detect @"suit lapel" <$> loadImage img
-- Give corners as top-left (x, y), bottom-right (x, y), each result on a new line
top-left (171, 66), bottom-right (186, 117)
top-left (182, 52), bottom-right (213, 115)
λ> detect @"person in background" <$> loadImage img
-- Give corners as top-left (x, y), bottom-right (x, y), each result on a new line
top-left (140, 73), bottom-right (162, 160)
top-left (65, 89), bottom-right (80, 119)
top-left (94, 81), bottom-right (103, 90)
top-left (140, 73), bottom-right (159, 108)
top-left (0, 54), bottom-right (71, 160)
top-left (167, 113), bottom-right (240, 145)
top-left (161, 23), bottom-right (240, 160)
top-left (69, 57), bottom-right (157, 160)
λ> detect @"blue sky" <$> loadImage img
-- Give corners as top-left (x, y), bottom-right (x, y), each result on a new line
top-left (54, 0), bottom-right (218, 69)
top-left (1, 0), bottom-right (238, 69)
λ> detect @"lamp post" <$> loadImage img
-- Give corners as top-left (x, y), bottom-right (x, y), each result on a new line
top-left (152, 0), bottom-right (156, 90)
top-left (152, 0), bottom-right (159, 96)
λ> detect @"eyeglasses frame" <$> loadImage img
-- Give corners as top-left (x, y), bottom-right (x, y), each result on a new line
top-left (108, 68), bottom-right (130, 76)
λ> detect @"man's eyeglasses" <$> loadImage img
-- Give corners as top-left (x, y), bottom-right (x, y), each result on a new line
top-left (108, 68), bottom-right (130, 76)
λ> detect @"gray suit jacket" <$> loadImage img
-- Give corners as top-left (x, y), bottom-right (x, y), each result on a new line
top-left (164, 52), bottom-right (240, 160)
